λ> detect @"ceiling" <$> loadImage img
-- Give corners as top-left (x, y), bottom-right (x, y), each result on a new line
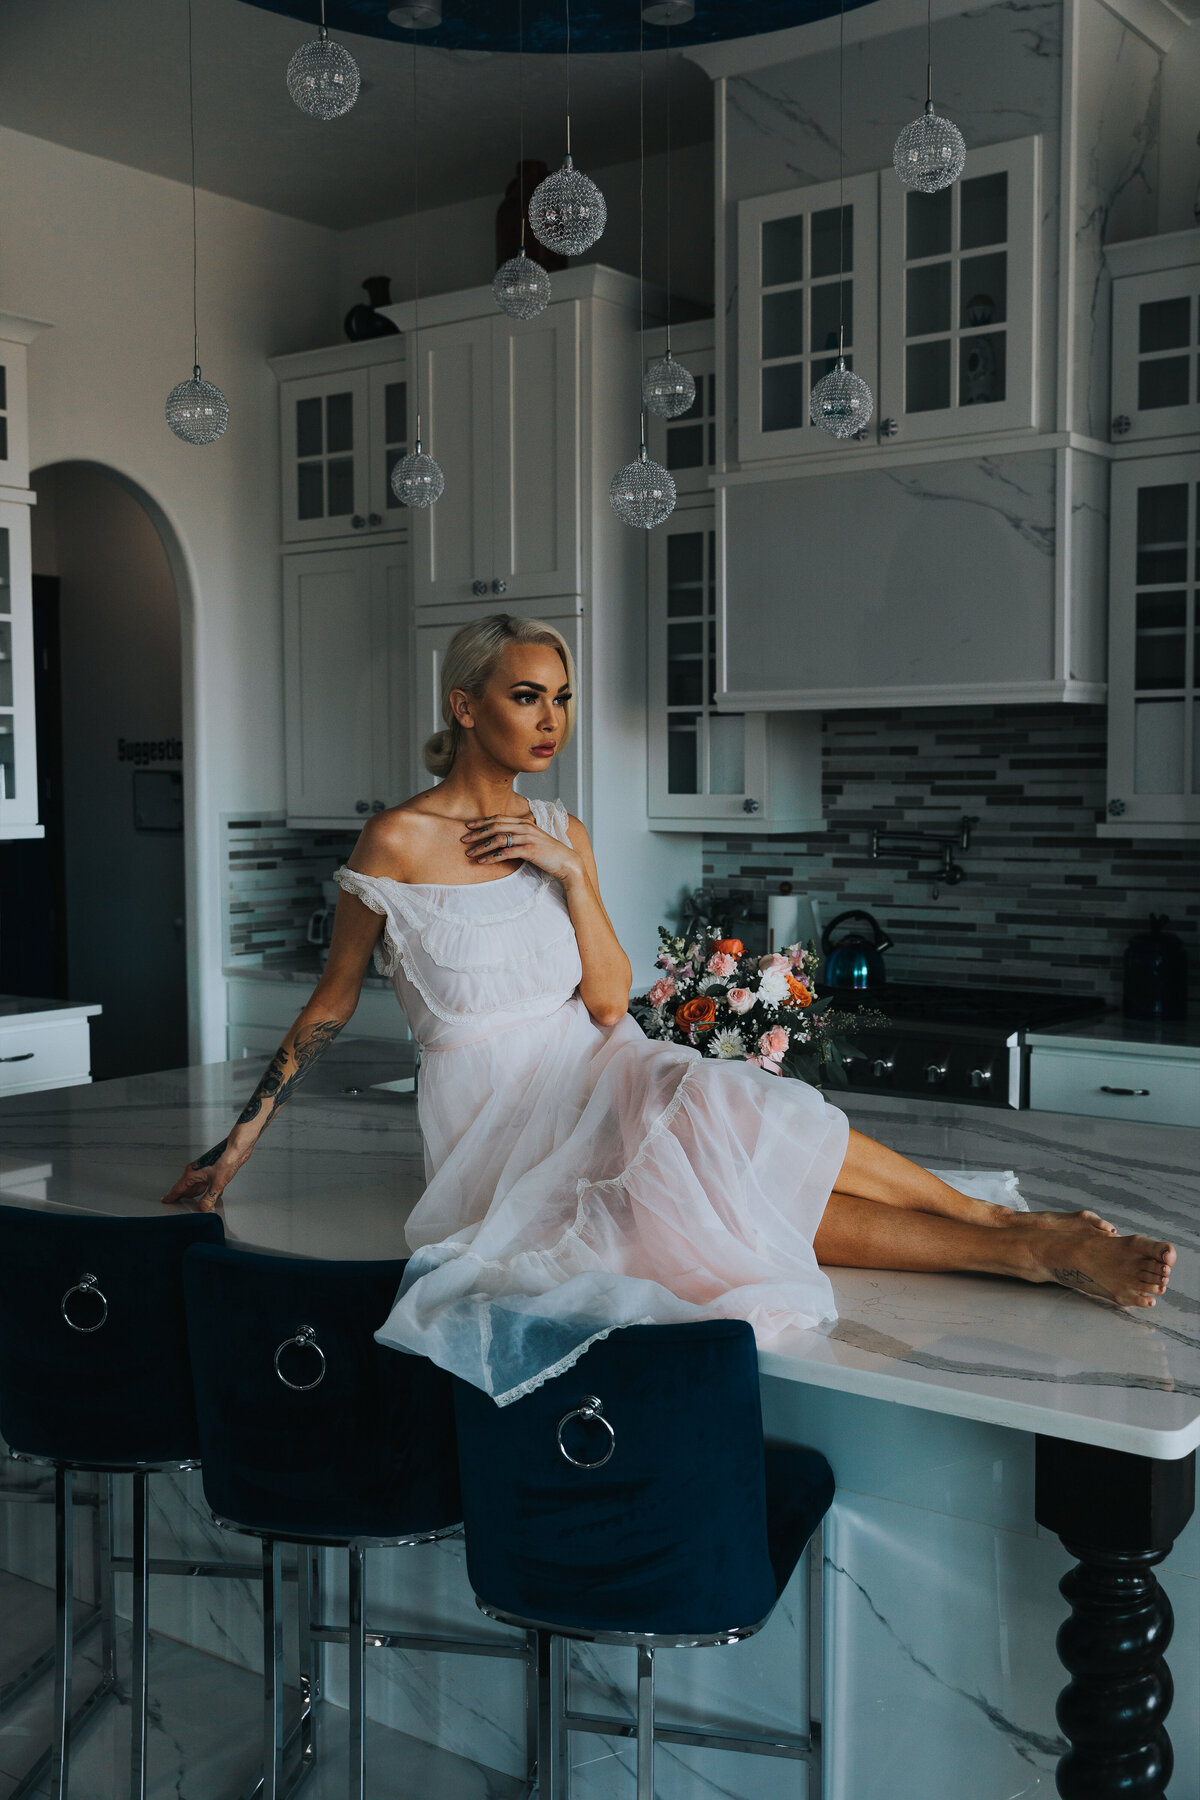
top-left (0, 0), bottom-right (726, 230)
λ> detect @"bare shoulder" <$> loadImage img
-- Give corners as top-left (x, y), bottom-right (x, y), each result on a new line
top-left (564, 812), bottom-right (599, 871)
top-left (346, 802), bottom-right (441, 882)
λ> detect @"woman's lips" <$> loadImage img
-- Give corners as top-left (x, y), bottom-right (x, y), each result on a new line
top-left (531, 745), bottom-right (556, 757)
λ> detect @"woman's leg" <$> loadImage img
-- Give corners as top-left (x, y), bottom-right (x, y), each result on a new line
top-left (836, 1126), bottom-right (1115, 1233)
top-left (814, 1191), bottom-right (1175, 1308)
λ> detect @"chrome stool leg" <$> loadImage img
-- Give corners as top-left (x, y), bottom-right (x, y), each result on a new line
top-left (347, 1548), bottom-right (366, 1800)
top-left (635, 1648), bottom-right (654, 1800)
top-left (262, 1541), bottom-right (285, 1800)
top-left (524, 1630), bottom-right (539, 1794)
top-left (96, 1476), bottom-right (116, 1688)
top-left (50, 1466), bottom-right (74, 1800)
top-left (297, 1547), bottom-right (318, 1777)
top-left (130, 1472), bottom-right (149, 1800)
top-left (535, 1630), bottom-right (567, 1800)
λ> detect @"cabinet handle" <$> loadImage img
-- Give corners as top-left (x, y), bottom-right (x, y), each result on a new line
top-left (0, 1052), bottom-right (34, 1063)
top-left (742, 798), bottom-right (759, 814)
top-left (472, 580), bottom-right (489, 596)
top-left (1110, 415), bottom-right (1131, 437)
top-left (492, 578), bottom-right (507, 594)
top-left (1107, 798), bottom-right (1126, 817)
top-left (355, 800), bottom-right (370, 814)
top-left (351, 515), bottom-right (366, 529)
top-left (371, 800), bottom-right (385, 812)
top-left (970, 1067), bottom-right (992, 1088)
top-left (1099, 1085), bottom-right (1150, 1097)
top-left (368, 513), bottom-right (382, 527)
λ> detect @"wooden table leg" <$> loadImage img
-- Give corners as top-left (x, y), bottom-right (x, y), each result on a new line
top-left (1035, 1437), bottom-right (1196, 1799)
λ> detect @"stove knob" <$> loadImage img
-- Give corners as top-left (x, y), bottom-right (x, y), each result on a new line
top-left (970, 1066), bottom-right (992, 1089)
top-left (925, 1062), bottom-right (947, 1085)
top-left (871, 1057), bottom-right (893, 1080)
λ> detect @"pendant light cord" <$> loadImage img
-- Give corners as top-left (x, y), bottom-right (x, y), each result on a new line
top-left (837, 0), bottom-right (846, 363)
top-left (564, 0), bottom-right (572, 158)
top-left (187, 0), bottom-right (199, 376)
top-left (926, 0), bottom-right (933, 109)
top-left (638, 0), bottom-right (646, 450)
top-left (319, 0), bottom-right (327, 42)
top-left (412, 41), bottom-right (423, 445)
top-left (518, 0), bottom-right (525, 248)
top-left (665, 17), bottom-right (672, 357)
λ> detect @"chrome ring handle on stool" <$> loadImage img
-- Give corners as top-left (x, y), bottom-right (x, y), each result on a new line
top-left (60, 1274), bottom-right (108, 1334)
top-left (556, 1396), bottom-right (615, 1470)
top-left (273, 1325), bottom-right (327, 1393)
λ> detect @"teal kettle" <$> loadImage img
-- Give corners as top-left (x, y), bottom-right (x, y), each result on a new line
top-left (822, 911), bottom-right (892, 991)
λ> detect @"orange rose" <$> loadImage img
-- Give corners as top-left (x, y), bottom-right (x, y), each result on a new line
top-left (676, 996), bottom-right (717, 1031)
top-left (785, 975), bottom-right (813, 1008)
top-left (712, 938), bottom-right (744, 957)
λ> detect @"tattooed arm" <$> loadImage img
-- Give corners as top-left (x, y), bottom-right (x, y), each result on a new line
top-left (162, 868), bottom-right (388, 1212)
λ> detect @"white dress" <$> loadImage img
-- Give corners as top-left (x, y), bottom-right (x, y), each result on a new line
top-left (333, 797), bottom-right (849, 1405)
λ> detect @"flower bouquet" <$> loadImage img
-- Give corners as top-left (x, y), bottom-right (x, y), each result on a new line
top-left (632, 926), bottom-right (887, 1089)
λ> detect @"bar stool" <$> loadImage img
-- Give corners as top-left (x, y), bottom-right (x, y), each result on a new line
top-left (0, 1204), bottom-right (224, 1800)
top-left (452, 1319), bottom-right (835, 1800)
top-left (182, 1243), bottom-right (469, 1800)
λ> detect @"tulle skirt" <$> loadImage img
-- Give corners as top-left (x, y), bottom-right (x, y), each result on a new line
top-left (376, 997), bottom-right (849, 1404)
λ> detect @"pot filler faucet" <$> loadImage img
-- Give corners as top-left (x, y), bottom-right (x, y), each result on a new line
top-left (870, 815), bottom-right (979, 899)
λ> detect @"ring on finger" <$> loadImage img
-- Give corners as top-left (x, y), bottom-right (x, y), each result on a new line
top-left (506, 832), bottom-right (513, 849)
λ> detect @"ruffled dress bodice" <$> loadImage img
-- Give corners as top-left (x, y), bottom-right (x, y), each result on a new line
top-left (334, 796), bottom-right (848, 1405)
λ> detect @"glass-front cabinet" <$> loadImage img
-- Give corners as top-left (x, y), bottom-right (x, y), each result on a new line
top-left (278, 353), bottom-right (407, 544)
top-left (647, 507), bottom-right (823, 831)
top-left (1106, 456), bottom-right (1200, 834)
top-left (0, 501), bottom-right (37, 833)
top-left (644, 323), bottom-right (717, 499)
top-left (1112, 266), bottom-right (1200, 443)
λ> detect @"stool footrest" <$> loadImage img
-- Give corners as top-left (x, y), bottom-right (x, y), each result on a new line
top-left (564, 1709), bottom-right (817, 1763)
top-left (310, 1624), bottom-right (529, 1660)
top-left (109, 1556), bottom-right (284, 1581)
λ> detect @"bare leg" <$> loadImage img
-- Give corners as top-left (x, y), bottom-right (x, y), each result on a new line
top-left (814, 1191), bottom-right (1175, 1308)
top-left (836, 1127), bottom-right (1116, 1235)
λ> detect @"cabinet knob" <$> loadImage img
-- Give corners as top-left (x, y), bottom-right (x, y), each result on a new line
top-left (472, 580), bottom-right (489, 596)
top-left (741, 798), bottom-right (759, 814)
top-left (356, 799), bottom-right (370, 814)
top-left (351, 515), bottom-right (366, 529)
top-left (1110, 415), bottom-right (1131, 437)
top-left (880, 417), bottom-right (899, 438)
top-left (368, 512), bottom-right (383, 527)
top-left (1107, 798), bottom-right (1127, 817)
top-left (371, 799), bottom-right (385, 812)
top-left (492, 579), bottom-right (507, 595)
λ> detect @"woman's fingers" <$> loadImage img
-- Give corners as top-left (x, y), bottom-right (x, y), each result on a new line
top-left (162, 1161), bottom-right (225, 1209)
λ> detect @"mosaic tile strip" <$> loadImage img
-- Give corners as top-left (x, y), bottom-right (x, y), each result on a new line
top-left (223, 815), bottom-right (356, 966)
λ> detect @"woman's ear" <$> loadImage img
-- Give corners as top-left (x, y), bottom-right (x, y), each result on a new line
top-left (449, 688), bottom-right (475, 731)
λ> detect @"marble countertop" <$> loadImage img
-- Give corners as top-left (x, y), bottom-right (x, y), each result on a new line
top-left (1027, 1014), bottom-right (1200, 1056)
top-left (1, 1050), bottom-right (1198, 1459)
top-left (0, 995), bottom-right (103, 1024)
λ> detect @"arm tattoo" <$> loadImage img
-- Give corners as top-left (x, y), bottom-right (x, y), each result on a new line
top-left (194, 1138), bottom-right (228, 1170)
top-left (235, 1018), bottom-right (346, 1131)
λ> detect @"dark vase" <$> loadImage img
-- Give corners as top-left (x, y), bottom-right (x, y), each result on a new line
top-left (1122, 914), bottom-right (1188, 1022)
top-left (496, 162), bottom-right (568, 273)
top-left (343, 276), bottom-right (401, 343)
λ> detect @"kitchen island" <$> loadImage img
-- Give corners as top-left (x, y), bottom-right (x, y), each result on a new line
top-left (1, 1050), bottom-right (1198, 1800)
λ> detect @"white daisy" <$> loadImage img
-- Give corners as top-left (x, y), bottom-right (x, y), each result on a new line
top-left (708, 1028), bottom-right (747, 1060)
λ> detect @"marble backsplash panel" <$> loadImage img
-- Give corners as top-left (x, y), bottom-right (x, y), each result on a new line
top-left (701, 703), bottom-right (1200, 1011)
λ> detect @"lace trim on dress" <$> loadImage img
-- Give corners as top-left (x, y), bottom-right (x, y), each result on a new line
top-left (331, 865), bottom-right (404, 979)
top-left (491, 1317), bottom-right (657, 1408)
top-left (573, 1061), bottom-right (699, 1202)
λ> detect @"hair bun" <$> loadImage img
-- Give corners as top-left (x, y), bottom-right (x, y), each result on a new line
top-left (422, 725), bottom-right (457, 778)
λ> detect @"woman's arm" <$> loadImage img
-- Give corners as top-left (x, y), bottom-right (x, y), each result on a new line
top-left (560, 816), bottom-right (633, 1026)
top-left (161, 883), bottom-right (385, 1210)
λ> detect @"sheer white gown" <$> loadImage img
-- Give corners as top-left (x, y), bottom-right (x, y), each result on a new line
top-left (333, 797), bottom-right (851, 1404)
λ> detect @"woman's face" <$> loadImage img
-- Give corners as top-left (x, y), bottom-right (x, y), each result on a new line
top-left (451, 642), bottom-right (572, 775)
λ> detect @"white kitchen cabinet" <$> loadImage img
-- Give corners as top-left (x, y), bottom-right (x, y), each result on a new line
top-left (1029, 1041), bottom-right (1199, 1128)
top-left (1103, 454), bottom-right (1200, 837)
top-left (0, 500), bottom-right (37, 835)
top-left (283, 542), bottom-right (410, 828)
top-left (1110, 236), bottom-right (1200, 444)
top-left (643, 322), bottom-right (717, 501)
top-left (0, 1005), bottom-right (100, 1098)
top-left (647, 506), bottom-right (822, 830)
top-left (409, 301), bottom-right (581, 606)
top-left (273, 341), bottom-right (408, 545)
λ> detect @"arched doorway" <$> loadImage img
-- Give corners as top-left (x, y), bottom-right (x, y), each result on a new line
top-left (5, 462), bottom-right (190, 1079)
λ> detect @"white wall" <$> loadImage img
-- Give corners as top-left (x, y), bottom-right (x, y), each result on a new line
top-left (1159, 21), bottom-right (1200, 235)
top-left (0, 124), bottom-right (338, 1062)
top-left (336, 141), bottom-right (715, 321)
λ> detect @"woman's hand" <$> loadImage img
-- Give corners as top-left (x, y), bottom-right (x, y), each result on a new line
top-left (462, 813), bottom-right (584, 888)
top-left (161, 1136), bottom-right (249, 1212)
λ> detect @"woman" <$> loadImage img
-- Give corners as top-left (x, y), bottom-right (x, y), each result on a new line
top-left (165, 615), bottom-right (1175, 1403)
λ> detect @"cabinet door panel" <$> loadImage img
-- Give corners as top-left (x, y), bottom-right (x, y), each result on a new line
top-left (280, 372), bottom-right (370, 543)
top-left (0, 501), bottom-right (37, 828)
top-left (284, 552), bottom-right (376, 823)
top-left (1112, 270), bottom-right (1200, 443)
top-left (367, 360), bottom-right (411, 523)
top-left (410, 320), bottom-right (493, 606)
top-left (491, 305), bottom-right (581, 598)
top-left (371, 542), bottom-right (412, 808)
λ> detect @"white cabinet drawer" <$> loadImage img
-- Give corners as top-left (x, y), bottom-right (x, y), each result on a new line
top-left (0, 1019), bottom-right (91, 1096)
top-left (1029, 1048), bottom-right (1200, 1128)
top-left (226, 980), bottom-right (409, 1043)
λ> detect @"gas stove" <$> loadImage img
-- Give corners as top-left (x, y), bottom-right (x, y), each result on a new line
top-left (826, 984), bottom-right (1107, 1108)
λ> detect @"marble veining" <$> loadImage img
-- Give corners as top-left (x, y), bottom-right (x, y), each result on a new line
top-left (886, 459), bottom-right (1056, 559)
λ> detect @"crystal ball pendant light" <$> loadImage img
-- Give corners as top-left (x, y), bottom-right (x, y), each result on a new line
top-left (642, 351), bottom-right (696, 420)
top-left (529, 156), bottom-right (607, 258)
top-left (809, 354), bottom-right (874, 439)
top-left (610, 444), bottom-right (676, 529)
top-left (287, 27), bottom-right (361, 119)
top-left (391, 434), bottom-right (445, 508)
top-left (493, 248), bottom-right (552, 319)
top-left (893, 99), bottom-right (966, 192)
top-left (166, 367), bottom-right (230, 445)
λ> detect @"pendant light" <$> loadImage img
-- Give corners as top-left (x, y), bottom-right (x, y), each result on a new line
top-left (493, 0), bottom-right (552, 319)
top-left (391, 42), bottom-right (444, 508)
top-left (528, 0), bottom-right (607, 259)
top-left (611, 8), bottom-right (675, 530)
top-left (287, 0), bottom-right (361, 120)
top-left (166, 0), bottom-right (229, 446)
top-left (809, 0), bottom-right (873, 440)
top-left (641, 16), bottom-right (696, 420)
top-left (892, 0), bottom-right (965, 192)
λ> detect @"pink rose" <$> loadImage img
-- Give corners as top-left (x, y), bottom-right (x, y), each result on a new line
top-left (758, 953), bottom-right (789, 974)
top-left (758, 1025), bottom-right (790, 1062)
top-left (727, 987), bottom-right (755, 1015)
top-left (747, 1054), bottom-right (782, 1076)
top-left (648, 975), bottom-right (676, 1008)
top-left (706, 951), bottom-right (736, 978)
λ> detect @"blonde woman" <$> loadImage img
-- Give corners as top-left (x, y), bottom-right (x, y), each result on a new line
top-left (165, 615), bottom-right (1175, 1402)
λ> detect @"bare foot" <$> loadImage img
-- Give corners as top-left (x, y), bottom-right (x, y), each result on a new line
top-left (1018, 1225), bottom-right (1176, 1308)
top-left (973, 1201), bottom-right (1116, 1235)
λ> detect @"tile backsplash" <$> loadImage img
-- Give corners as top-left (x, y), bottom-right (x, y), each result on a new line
top-left (701, 705), bottom-right (1200, 1012)
top-left (223, 815), bottom-right (355, 966)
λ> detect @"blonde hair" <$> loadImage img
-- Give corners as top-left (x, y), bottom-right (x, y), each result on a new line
top-left (422, 613), bottom-right (577, 778)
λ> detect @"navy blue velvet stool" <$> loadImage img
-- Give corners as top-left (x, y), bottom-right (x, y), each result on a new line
top-left (0, 1204), bottom-right (224, 1800)
top-left (453, 1319), bottom-right (835, 1800)
top-left (183, 1244), bottom-right (469, 1800)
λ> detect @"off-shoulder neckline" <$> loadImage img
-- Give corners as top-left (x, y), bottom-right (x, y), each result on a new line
top-left (344, 796), bottom-right (564, 892)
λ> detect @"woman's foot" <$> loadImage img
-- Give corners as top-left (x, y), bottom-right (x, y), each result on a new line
top-left (956, 1197), bottom-right (1116, 1235)
top-left (1018, 1223), bottom-right (1175, 1308)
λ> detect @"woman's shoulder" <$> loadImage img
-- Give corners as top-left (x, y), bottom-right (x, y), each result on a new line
top-left (346, 802), bottom-right (441, 882)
